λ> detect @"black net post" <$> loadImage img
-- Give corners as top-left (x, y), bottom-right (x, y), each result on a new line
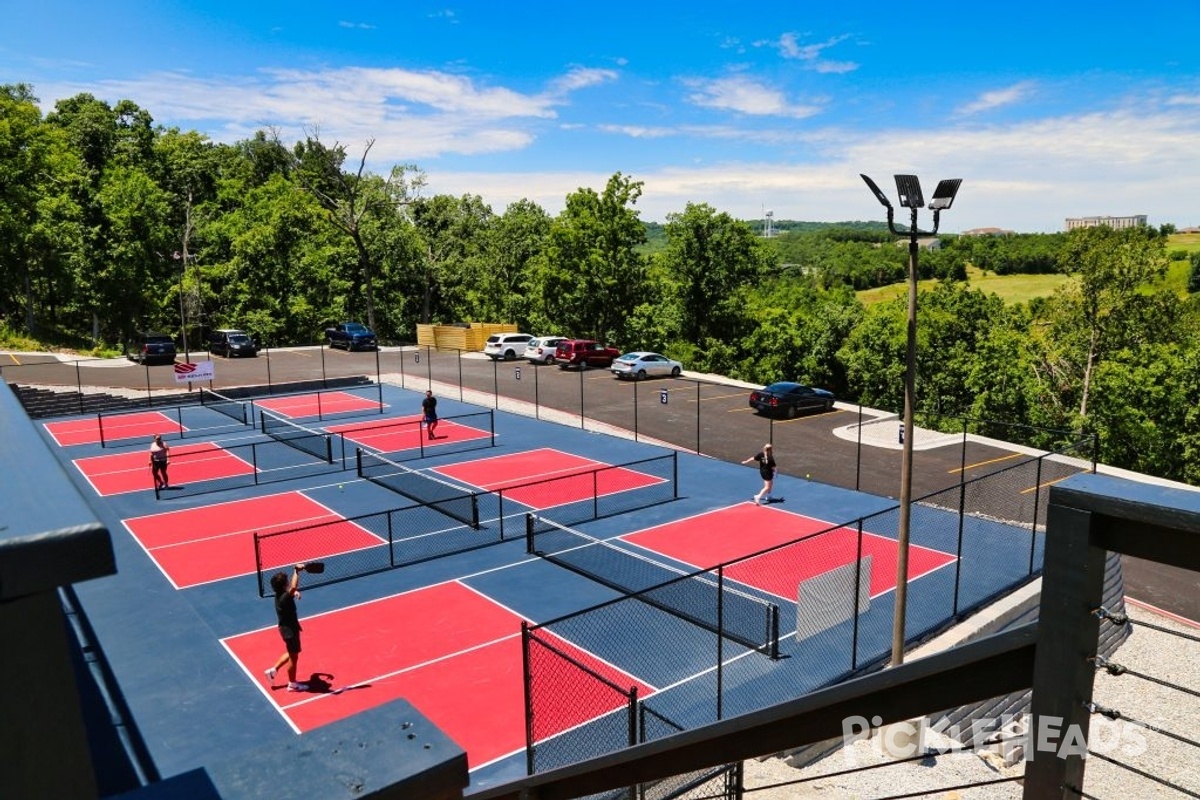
top-left (254, 533), bottom-right (265, 597)
top-left (522, 622), bottom-right (535, 776)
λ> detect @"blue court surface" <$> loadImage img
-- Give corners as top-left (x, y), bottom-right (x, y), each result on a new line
top-left (32, 381), bottom-right (1044, 792)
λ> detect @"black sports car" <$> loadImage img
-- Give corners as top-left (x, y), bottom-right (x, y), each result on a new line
top-left (748, 382), bottom-right (835, 418)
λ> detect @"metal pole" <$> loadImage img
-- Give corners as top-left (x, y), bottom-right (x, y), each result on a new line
top-left (891, 212), bottom-right (919, 667)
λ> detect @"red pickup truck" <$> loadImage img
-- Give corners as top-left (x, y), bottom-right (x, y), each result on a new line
top-left (555, 339), bottom-right (620, 369)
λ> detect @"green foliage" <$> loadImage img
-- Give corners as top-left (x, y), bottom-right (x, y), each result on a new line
top-left (1189, 252), bottom-right (1200, 294)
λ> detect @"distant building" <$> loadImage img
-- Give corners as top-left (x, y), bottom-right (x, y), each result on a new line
top-left (962, 227), bottom-right (1016, 236)
top-left (1064, 215), bottom-right (1147, 231)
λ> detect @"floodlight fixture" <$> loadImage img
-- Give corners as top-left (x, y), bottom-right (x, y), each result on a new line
top-left (894, 175), bottom-right (924, 209)
top-left (929, 178), bottom-right (963, 210)
top-left (858, 167), bottom-right (964, 669)
top-left (860, 174), bottom-right (893, 210)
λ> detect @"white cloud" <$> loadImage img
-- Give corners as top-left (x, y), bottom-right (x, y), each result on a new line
top-left (683, 75), bottom-right (823, 119)
top-left (546, 67), bottom-right (620, 96)
top-left (432, 105), bottom-right (1200, 232)
top-left (338, 21), bottom-right (375, 30)
top-left (763, 33), bottom-right (858, 74)
top-left (956, 81), bottom-right (1036, 116)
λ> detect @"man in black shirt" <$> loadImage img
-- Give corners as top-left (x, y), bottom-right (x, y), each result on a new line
top-left (422, 390), bottom-right (440, 440)
top-left (265, 564), bottom-right (308, 691)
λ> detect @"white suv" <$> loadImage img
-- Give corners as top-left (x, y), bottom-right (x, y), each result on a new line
top-left (483, 333), bottom-right (533, 361)
top-left (524, 336), bottom-right (568, 364)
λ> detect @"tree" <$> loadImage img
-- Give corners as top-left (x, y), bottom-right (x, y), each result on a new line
top-left (1056, 226), bottom-right (1168, 417)
top-left (0, 84), bottom-right (82, 333)
top-left (660, 202), bottom-right (769, 344)
top-left (529, 173), bottom-right (647, 343)
top-left (409, 194), bottom-right (494, 324)
top-left (288, 135), bottom-right (424, 332)
top-left (488, 199), bottom-right (551, 325)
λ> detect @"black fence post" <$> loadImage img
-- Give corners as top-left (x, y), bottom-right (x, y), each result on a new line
top-left (76, 361), bottom-right (84, 415)
top-left (1029, 456), bottom-right (1045, 575)
top-left (852, 520), bottom-right (865, 670)
top-left (672, 451), bottom-right (678, 500)
top-left (953, 481), bottom-right (967, 616)
top-left (716, 566), bottom-right (725, 720)
top-left (458, 349), bottom-right (464, 403)
top-left (579, 367), bottom-right (585, 430)
top-left (695, 380), bottom-right (701, 455)
top-left (319, 338), bottom-right (327, 389)
top-left (856, 403), bottom-right (864, 491)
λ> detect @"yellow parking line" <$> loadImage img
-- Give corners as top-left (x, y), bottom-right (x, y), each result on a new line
top-left (950, 452), bottom-right (1023, 474)
top-left (1020, 475), bottom-right (1072, 495)
top-left (5, 352), bottom-right (21, 365)
top-left (691, 390), bottom-right (747, 403)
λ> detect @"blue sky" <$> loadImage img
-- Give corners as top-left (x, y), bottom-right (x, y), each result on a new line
top-left (5, 1), bottom-right (1200, 232)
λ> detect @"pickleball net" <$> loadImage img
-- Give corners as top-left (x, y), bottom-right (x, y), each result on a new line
top-left (259, 409), bottom-right (334, 464)
top-left (357, 448), bottom-right (481, 529)
top-left (526, 513), bottom-right (780, 657)
top-left (200, 387), bottom-right (252, 426)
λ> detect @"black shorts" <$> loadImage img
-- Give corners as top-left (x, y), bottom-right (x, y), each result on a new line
top-left (280, 626), bottom-right (302, 656)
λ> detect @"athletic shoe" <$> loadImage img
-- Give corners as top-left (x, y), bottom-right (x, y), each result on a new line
top-left (287, 682), bottom-right (309, 692)
top-left (265, 667), bottom-right (276, 682)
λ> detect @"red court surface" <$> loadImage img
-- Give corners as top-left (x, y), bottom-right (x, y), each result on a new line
top-left (255, 391), bottom-right (382, 419)
top-left (45, 410), bottom-right (186, 447)
top-left (433, 448), bottom-right (666, 508)
top-left (623, 504), bottom-right (956, 600)
top-left (124, 492), bottom-right (382, 589)
top-left (222, 581), bottom-right (654, 767)
top-left (326, 414), bottom-right (491, 453)
top-left (73, 442), bottom-right (254, 496)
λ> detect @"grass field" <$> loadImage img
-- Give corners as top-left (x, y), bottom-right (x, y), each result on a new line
top-left (859, 232), bottom-right (1199, 307)
top-left (857, 267), bottom-right (1074, 307)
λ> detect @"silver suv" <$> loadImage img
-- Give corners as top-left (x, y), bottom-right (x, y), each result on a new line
top-left (524, 337), bottom-right (568, 364)
top-left (483, 333), bottom-right (533, 361)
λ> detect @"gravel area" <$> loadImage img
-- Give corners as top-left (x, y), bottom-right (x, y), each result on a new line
top-left (742, 602), bottom-right (1200, 799)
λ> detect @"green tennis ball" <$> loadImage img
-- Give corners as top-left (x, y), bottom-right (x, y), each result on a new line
top-left (806, 473), bottom-right (811, 480)
top-left (338, 484), bottom-right (344, 491)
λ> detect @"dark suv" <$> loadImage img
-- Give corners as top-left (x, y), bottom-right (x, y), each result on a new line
top-left (208, 329), bottom-right (259, 358)
top-left (128, 332), bottom-right (177, 365)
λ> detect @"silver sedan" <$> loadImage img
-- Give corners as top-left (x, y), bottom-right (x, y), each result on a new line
top-left (611, 352), bottom-right (683, 380)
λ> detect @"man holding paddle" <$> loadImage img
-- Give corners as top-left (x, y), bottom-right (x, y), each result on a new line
top-left (264, 562), bottom-right (322, 692)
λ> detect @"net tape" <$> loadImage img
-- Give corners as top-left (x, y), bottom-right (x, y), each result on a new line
top-left (260, 410), bottom-right (333, 463)
top-left (200, 387), bottom-right (250, 425)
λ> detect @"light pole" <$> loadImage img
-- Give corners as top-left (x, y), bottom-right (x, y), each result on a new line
top-left (861, 173), bottom-right (962, 667)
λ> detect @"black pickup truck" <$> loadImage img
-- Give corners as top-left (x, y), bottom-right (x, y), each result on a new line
top-left (324, 322), bottom-right (378, 351)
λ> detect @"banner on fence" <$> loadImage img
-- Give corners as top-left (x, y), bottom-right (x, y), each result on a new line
top-left (174, 361), bottom-right (214, 384)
